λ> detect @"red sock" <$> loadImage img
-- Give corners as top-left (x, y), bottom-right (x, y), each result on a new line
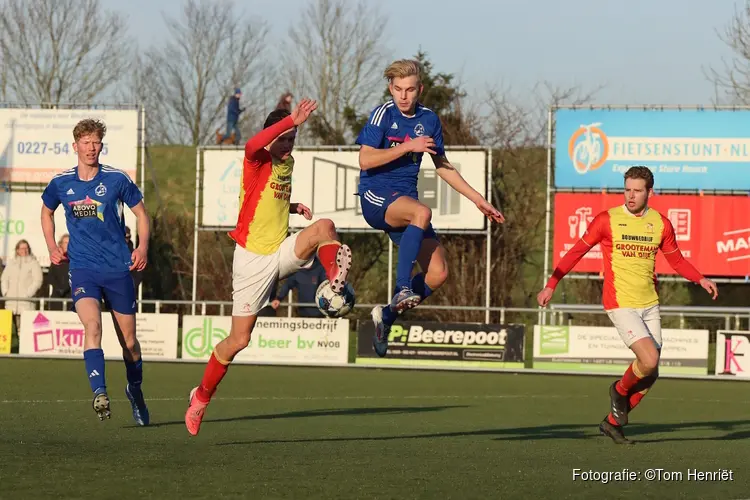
top-left (606, 413), bottom-right (619, 426)
top-left (196, 352), bottom-right (229, 403)
top-left (629, 391), bottom-right (647, 411)
top-left (317, 241), bottom-right (341, 282)
top-left (615, 362), bottom-right (642, 396)
top-left (628, 375), bottom-right (657, 412)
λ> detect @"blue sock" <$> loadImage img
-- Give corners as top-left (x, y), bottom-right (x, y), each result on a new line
top-left (396, 225), bottom-right (425, 289)
top-left (83, 349), bottom-right (106, 394)
top-left (382, 305), bottom-right (398, 327)
top-left (125, 358), bottom-right (143, 391)
top-left (411, 273), bottom-right (434, 301)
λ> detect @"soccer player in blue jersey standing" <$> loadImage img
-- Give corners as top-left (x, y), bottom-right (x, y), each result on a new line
top-left (356, 59), bottom-right (505, 357)
top-left (40, 119), bottom-right (151, 425)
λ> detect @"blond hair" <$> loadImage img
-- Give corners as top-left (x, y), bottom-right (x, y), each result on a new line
top-left (73, 119), bottom-right (107, 141)
top-left (384, 59), bottom-right (423, 83)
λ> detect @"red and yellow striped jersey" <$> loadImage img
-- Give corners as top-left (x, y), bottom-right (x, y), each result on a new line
top-left (547, 205), bottom-right (703, 310)
top-left (228, 115), bottom-right (295, 255)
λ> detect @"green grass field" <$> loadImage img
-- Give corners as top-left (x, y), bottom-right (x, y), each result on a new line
top-left (1, 358), bottom-right (748, 499)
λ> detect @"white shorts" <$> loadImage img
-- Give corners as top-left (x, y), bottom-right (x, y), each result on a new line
top-left (232, 232), bottom-right (314, 316)
top-left (606, 304), bottom-right (662, 349)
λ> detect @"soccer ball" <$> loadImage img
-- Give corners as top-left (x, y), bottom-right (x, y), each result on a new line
top-left (315, 279), bottom-right (355, 318)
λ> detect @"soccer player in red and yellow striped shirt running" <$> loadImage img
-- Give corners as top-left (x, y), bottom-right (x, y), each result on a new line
top-left (537, 166), bottom-right (718, 444)
top-left (185, 99), bottom-right (354, 436)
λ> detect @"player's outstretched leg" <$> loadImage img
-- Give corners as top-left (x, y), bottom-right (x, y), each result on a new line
top-left (606, 340), bottom-right (659, 427)
top-left (386, 199), bottom-right (433, 314)
top-left (601, 338), bottom-right (659, 442)
top-left (76, 298), bottom-right (111, 421)
top-left (296, 219), bottom-right (352, 294)
top-left (186, 315), bottom-right (255, 436)
top-left (372, 238), bottom-right (448, 357)
top-left (111, 309), bottom-right (149, 426)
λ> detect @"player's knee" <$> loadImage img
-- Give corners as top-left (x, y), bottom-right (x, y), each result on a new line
top-left (230, 332), bottom-right (251, 352)
top-left (314, 218), bottom-right (336, 238)
top-left (121, 335), bottom-right (138, 354)
top-left (638, 352), bottom-right (659, 374)
top-left (429, 265), bottom-right (449, 288)
top-left (83, 319), bottom-right (102, 338)
top-left (412, 204), bottom-right (432, 226)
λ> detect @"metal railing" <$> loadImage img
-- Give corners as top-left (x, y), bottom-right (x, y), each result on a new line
top-left (6, 296), bottom-right (749, 331)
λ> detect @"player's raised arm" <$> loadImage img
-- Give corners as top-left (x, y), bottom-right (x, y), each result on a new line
top-left (244, 99), bottom-right (317, 160)
top-left (428, 116), bottom-right (503, 222)
top-left (659, 215), bottom-right (718, 299)
top-left (433, 155), bottom-right (504, 223)
top-left (537, 212), bottom-right (608, 306)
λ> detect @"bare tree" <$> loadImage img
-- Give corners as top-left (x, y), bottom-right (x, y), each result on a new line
top-left (0, 0), bottom-right (131, 105)
top-left (707, 2), bottom-right (750, 104)
top-left (282, 0), bottom-right (389, 144)
top-left (480, 83), bottom-right (602, 313)
top-left (0, 53), bottom-right (7, 101)
top-left (136, 0), bottom-right (270, 145)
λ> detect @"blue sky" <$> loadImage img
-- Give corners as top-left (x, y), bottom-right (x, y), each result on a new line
top-left (101, 0), bottom-right (741, 106)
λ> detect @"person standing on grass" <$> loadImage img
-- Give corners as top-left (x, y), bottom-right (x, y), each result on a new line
top-left (40, 119), bottom-right (152, 426)
top-left (537, 166), bottom-right (718, 444)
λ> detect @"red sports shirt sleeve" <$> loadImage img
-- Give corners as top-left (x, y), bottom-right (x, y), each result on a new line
top-left (244, 115), bottom-right (296, 162)
top-left (546, 211), bottom-right (609, 289)
top-left (659, 215), bottom-right (703, 283)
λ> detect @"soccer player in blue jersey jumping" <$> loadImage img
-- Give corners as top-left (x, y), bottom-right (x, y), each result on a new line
top-left (356, 59), bottom-right (505, 357)
top-left (40, 119), bottom-right (151, 425)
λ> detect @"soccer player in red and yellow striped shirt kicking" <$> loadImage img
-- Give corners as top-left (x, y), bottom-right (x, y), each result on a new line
top-left (537, 166), bottom-right (718, 444)
top-left (185, 99), bottom-right (353, 436)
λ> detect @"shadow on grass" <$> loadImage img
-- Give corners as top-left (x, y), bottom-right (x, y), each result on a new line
top-left (214, 419), bottom-right (750, 446)
top-left (134, 405), bottom-right (468, 429)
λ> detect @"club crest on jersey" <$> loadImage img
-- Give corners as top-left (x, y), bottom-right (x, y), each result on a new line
top-left (414, 123), bottom-right (425, 136)
top-left (94, 183), bottom-right (107, 197)
top-left (69, 196), bottom-right (105, 221)
top-left (645, 223), bottom-right (654, 234)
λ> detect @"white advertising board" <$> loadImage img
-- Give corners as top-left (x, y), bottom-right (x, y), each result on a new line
top-left (533, 325), bottom-right (709, 375)
top-left (715, 331), bottom-right (750, 379)
top-left (19, 311), bottom-right (178, 360)
top-left (0, 108), bottom-right (138, 183)
top-left (181, 315), bottom-right (349, 365)
top-left (201, 149), bottom-right (487, 230)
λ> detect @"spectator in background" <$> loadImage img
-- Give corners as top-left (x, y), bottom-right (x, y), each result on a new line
top-left (125, 226), bottom-right (134, 252)
top-left (276, 92), bottom-right (294, 112)
top-left (47, 234), bottom-right (71, 310)
top-left (216, 88), bottom-right (245, 145)
top-left (271, 257), bottom-right (326, 318)
top-left (1, 240), bottom-right (43, 329)
top-left (125, 226), bottom-right (143, 290)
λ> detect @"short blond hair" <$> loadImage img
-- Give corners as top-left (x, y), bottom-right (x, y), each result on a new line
top-left (384, 59), bottom-right (422, 83)
top-left (73, 119), bottom-right (106, 142)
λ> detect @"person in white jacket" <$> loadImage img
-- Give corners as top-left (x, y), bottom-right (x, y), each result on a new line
top-left (1, 239), bottom-right (43, 316)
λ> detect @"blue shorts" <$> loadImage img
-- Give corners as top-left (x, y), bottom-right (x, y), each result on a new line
top-left (69, 269), bottom-right (136, 315)
top-left (359, 188), bottom-right (438, 245)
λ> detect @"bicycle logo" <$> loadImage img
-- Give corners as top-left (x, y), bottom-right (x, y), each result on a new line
top-left (567, 122), bottom-right (609, 174)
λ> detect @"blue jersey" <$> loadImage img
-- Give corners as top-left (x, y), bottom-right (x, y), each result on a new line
top-left (41, 165), bottom-right (143, 272)
top-left (355, 100), bottom-right (445, 196)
